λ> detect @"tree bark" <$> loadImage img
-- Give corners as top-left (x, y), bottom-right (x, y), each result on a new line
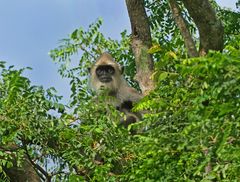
top-left (182, 0), bottom-right (224, 56)
top-left (5, 158), bottom-right (41, 182)
top-left (1, 145), bottom-right (41, 182)
top-left (169, 0), bottom-right (198, 57)
top-left (125, 0), bottom-right (155, 95)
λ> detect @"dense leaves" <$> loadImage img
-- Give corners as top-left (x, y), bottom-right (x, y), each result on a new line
top-left (1, 1), bottom-right (240, 181)
top-left (129, 36), bottom-right (240, 181)
top-left (0, 65), bottom-right (66, 181)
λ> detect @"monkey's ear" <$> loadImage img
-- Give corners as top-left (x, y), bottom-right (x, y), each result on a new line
top-left (88, 67), bottom-right (91, 72)
top-left (120, 66), bottom-right (124, 74)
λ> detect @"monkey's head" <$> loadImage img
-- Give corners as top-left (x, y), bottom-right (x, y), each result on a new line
top-left (89, 52), bottom-right (124, 93)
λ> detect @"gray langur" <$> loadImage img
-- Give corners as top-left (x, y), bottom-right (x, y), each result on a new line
top-left (89, 52), bottom-right (143, 127)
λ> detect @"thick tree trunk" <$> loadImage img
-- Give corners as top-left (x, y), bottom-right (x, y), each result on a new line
top-left (5, 158), bottom-right (41, 182)
top-left (125, 0), bottom-right (155, 95)
top-left (1, 145), bottom-right (41, 182)
top-left (182, 0), bottom-right (224, 56)
top-left (169, 0), bottom-right (198, 57)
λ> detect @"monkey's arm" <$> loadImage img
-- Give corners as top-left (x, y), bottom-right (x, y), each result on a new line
top-left (117, 100), bottom-right (142, 133)
top-left (118, 86), bottom-right (143, 103)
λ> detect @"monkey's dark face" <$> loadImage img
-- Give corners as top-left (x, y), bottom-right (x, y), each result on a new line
top-left (96, 65), bottom-right (115, 83)
top-left (89, 53), bottom-right (123, 92)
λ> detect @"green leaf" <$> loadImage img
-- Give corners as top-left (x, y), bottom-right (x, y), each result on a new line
top-left (159, 72), bottom-right (168, 81)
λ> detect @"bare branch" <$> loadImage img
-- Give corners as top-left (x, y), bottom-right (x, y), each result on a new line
top-left (169, 0), bottom-right (198, 57)
top-left (182, 0), bottom-right (224, 56)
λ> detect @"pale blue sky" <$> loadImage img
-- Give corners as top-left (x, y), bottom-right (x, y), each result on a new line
top-left (0, 0), bottom-right (237, 103)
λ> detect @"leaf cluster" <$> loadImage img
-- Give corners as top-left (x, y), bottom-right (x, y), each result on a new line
top-left (130, 36), bottom-right (240, 181)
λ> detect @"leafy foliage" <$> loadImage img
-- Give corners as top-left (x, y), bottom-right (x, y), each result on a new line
top-left (0, 64), bottom-right (67, 181)
top-left (128, 36), bottom-right (240, 181)
top-left (49, 18), bottom-right (138, 108)
top-left (1, 1), bottom-right (240, 181)
top-left (145, 0), bottom-right (198, 57)
top-left (213, 1), bottom-right (240, 44)
top-left (145, 0), bottom-right (239, 58)
top-left (51, 27), bottom-right (240, 180)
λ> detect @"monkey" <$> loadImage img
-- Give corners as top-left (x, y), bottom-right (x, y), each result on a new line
top-left (116, 100), bottom-right (142, 129)
top-left (89, 52), bottom-right (143, 128)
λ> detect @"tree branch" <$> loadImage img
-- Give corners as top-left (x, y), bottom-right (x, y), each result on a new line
top-left (182, 0), bottom-right (224, 56)
top-left (169, 0), bottom-right (198, 57)
top-left (24, 145), bottom-right (51, 182)
top-left (1, 144), bottom-right (41, 182)
top-left (125, 0), bottom-right (155, 95)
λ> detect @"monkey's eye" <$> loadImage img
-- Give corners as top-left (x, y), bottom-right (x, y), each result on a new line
top-left (96, 65), bottom-right (115, 76)
top-left (107, 67), bottom-right (115, 74)
top-left (96, 68), bottom-right (103, 75)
